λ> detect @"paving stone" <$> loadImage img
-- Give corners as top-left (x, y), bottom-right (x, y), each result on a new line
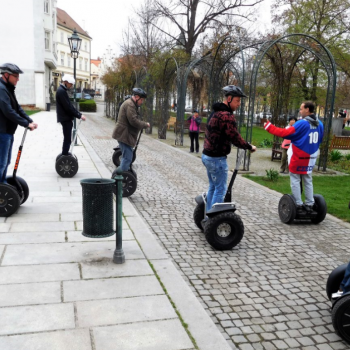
top-left (0, 303), bottom-right (74, 335)
top-left (0, 329), bottom-right (92, 350)
top-left (93, 319), bottom-right (193, 350)
top-left (0, 232), bottom-right (65, 244)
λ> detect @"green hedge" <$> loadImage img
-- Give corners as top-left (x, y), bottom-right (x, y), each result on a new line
top-left (79, 99), bottom-right (96, 112)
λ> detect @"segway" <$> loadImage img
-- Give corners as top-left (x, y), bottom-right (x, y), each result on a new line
top-left (278, 178), bottom-right (327, 224)
top-left (193, 148), bottom-right (246, 250)
top-left (0, 128), bottom-right (30, 217)
top-left (326, 263), bottom-right (350, 344)
top-left (111, 131), bottom-right (142, 197)
top-left (55, 120), bottom-right (81, 178)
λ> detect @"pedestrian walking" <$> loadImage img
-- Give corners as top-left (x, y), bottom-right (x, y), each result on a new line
top-left (112, 88), bottom-right (150, 173)
top-left (56, 75), bottom-right (86, 156)
top-left (0, 63), bottom-right (38, 183)
top-left (265, 101), bottom-right (324, 212)
top-left (280, 116), bottom-right (297, 173)
top-left (202, 85), bottom-right (256, 212)
top-left (187, 110), bottom-right (201, 153)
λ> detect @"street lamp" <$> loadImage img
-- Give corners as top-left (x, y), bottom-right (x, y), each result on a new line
top-left (68, 28), bottom-right (82, 145)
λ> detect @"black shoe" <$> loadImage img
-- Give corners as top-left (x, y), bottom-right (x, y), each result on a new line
top-left (296, 205), bottom-right (304, 214)
top-left (279, 170), bottom-right (285, 174)
top-left (303, 204), bottom-right (313, 213)
top-left (189, 151), bottom-right (194, 153)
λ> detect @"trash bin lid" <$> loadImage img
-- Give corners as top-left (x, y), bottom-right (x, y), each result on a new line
top-left (80, 178), bottom-right (115, 185)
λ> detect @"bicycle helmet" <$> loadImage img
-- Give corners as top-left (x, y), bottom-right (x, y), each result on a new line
top-left (132, 88), bottom-right (147, 98)
top-left (0, 63), bottom-right (24, 75)
top-left (222, 85), bottom-right (247, 98)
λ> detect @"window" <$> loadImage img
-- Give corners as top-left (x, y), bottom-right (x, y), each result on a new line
top-left (85, 59), bottom-right (88, 71)
top-left (67, 55), bottom-right (71, 67)
top-left (60, 32), bottom-right (64, 43)
top-left (84, 41), bottom-right (87, 51)
top-left (79, 58), bottom-right (82, 70)
top-left (45, 31), bottom-right (50, 50)
top-left (61, 52), bottom-right (65, 66)
top-left (44, 0), bottom-right (49, 13)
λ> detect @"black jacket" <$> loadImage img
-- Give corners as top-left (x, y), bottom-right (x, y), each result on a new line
top-left (0, 78), bottom-right (33, 135)
top-left (56, 84), bottom-right (82, 123)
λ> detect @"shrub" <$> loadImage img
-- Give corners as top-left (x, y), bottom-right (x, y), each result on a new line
top-left (265, 168), bottom-right (279, 182)
top-left (329, 149), bottom-right (343, 162)
top-left (345, 153), bottom-right (350, 161)
top-left (259, 138), bottom-right (273, 148)
top-left (79, 99), bottom-right (96, 112)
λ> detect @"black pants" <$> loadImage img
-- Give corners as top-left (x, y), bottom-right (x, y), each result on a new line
top-left (61, 120), bottom-right (73, 155)
top-left (189, 132), bottom-right (199, 152)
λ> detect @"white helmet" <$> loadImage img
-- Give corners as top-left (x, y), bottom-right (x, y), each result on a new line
top-left (62, 75), bottom-right (75, 84)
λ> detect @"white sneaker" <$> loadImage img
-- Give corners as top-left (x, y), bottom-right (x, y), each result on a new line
top-left (332, 291), bottom-right (343, 299)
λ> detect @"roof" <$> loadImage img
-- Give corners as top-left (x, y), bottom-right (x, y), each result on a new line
top-left (57, 8), bottom-right (92, 39)
top-left (91, 59), bottom-right (101, 67)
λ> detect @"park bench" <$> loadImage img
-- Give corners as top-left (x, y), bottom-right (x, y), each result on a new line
top-left (167, 116), bottom-right (176, 130)
top-left (330, 135), bottom-right (350, 151)
top-left (271, 141), bottom-right (282, 161)
top-left (175, 120), bottom-right (206, 134)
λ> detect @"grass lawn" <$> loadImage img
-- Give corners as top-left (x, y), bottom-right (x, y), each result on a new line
top-left (24, 110), bottom-right (41, 116)
top-left (244, 174), bottom-right (350, 223)
top-left (240, 125), bottom-right (273, 147)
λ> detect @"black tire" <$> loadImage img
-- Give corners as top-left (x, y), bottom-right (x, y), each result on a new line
top-left (311, 194), bottom-right (327, 224)
top-left (112, 149), bottom-right (122, 167)
top-left (204, 212), bottom-right (244, 250)
top-left (56, 152), bottom-right (74, 161)
top-left (326, 264), bottom-right (347, 301)
top-left (112, 148), bottom-right (136, 167)
top-left (111, 169), bottom-right (137, 197)
top-left (0, 184), bottom-right (20, 217)
top-left (55, 155), bottom-right (79, 178)
top-left (6, 176), bottom-right (29, 204)
top-left (332, 294), bottom-right (350, 344)
top-left (278, 194), bottom-right (296, 224)
top-left (193, 203), bottom-right (205, 231)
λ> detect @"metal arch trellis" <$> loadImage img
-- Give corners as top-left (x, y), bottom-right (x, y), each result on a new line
top-left (246, 33), bottom-right (337, 171)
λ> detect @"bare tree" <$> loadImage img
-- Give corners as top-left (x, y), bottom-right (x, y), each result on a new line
top-left (152, 0), bottom-right (263, 56)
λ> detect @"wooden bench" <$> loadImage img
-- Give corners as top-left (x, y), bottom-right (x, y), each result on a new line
top-left (271, 141), bottom-right (282, 161)
top-left (175, 120), bottom-right (206, 133)
top-left (167, 116), bottom-right (176, 130)
top-left (330, 135), bottom-right (350, 151)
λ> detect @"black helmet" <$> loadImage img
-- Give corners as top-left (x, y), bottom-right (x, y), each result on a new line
top-left (132, 88), bottom-right (147, 98)
top-left (124, 95), bottom-right (131, 101)
top-left (0, 63), bottom-right (24, 75)
top-left (222, 85), bottom-right (247, 98)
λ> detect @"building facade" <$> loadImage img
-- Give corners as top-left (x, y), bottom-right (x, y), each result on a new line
top-left (91, 58), bottom-right (104, 100)
top-left (54, 8), bottom-right (92, 95)
top-left (0, 0), bottom-right (58, 109)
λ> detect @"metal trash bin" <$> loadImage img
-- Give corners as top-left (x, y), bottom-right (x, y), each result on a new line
top-left (46, 103), bottom-right (51, 111)
top-left (81, 178), bottom-right (115, 238)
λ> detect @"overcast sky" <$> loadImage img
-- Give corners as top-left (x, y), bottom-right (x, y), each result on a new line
top-left (57, 0), bottom-right (272, 59)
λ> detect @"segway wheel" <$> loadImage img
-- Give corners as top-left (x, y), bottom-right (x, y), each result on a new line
top-left (56, 152), bottom-right (74, 161)
top-left (55, 155), bottom-right (79, 178)
top-left (111, 169), bottom-right (137, 197)
top-left (193, 203), bottom-right (205, 231)
top-left (6, 176), bottom-right (29, 204)
top-left (0, 184), bottom-right (20, 217)
top-left (278, 194), bottom-right (296, 224)
top-left (311, 194), bottom-right (327, 224)
top-left (112, 148), bottom-right (122, 167)
top-left (326, 264), bottom-right (347, 301)
top-left (332, 294), bottom-right (350, 344)
top-left (204, 212), bottom-right (244, 251)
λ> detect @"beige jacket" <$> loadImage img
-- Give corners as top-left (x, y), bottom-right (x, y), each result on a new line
top-left (112, 98), bottom-right (148, 147)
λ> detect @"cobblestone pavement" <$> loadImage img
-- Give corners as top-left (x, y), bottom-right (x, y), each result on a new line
top-left (80, 111), bottom-right (350, 350)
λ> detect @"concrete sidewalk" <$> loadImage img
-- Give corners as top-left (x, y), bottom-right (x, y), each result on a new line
top-left (0, 111), bottom-right (231, 350)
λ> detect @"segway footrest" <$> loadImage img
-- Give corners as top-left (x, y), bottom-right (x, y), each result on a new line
top-left (207, 203), bottom-right (237, 217)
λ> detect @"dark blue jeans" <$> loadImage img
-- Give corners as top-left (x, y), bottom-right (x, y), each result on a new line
top-left (340, 261), bottom-right (350, 293)
top-left (116, 142), bottom-right (133, 172)
top-left (0, 133), bottom-right (14, 183)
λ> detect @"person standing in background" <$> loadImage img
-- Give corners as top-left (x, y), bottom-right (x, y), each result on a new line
top-left (187, 110), bottom-right (201, 153)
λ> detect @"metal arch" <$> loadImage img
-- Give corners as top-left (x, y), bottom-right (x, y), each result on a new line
top-left (247, 33), bottom-right (337, 171)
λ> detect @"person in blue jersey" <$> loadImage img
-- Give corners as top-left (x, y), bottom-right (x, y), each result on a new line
top-left (264, 101), bottom-right (324, 212)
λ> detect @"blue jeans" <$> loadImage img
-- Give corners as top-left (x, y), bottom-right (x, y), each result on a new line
top-left (116, 142), bottom-right (133, 172)
top-left (0, 133), bottom-right (14, 183)
top-left (341, 261), bottom-right (350, 293)
top-left (202, 154), bottom-right (228, 211)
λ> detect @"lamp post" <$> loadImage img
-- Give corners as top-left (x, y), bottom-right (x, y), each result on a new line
top-left (68, 28), bottom-right (82, 145)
